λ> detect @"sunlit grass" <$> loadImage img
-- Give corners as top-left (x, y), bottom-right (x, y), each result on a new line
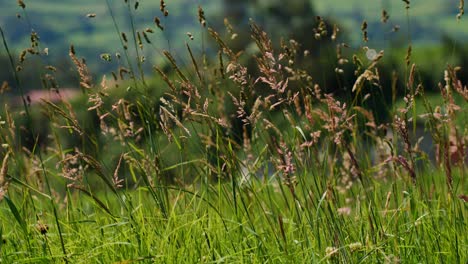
top-left (0, 1), bottom-right (466, 263)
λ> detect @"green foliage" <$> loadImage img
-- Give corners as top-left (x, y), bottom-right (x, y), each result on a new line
top-left (0, 170), bottom-right (466, 262)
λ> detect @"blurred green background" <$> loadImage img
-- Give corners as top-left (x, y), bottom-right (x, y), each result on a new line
top-left (1, 0), bottom-right (467, 92)
top-left (1, 1), bottom-right (467, 57)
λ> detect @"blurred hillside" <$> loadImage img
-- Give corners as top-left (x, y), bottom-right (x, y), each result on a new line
top-left (2, 0), bottom-right (467, 60)
top-left (0, 0), bottom-right (220, 68)
top-left (1, 0), bottom-right (467, 92)
top-left (314, 0), bottom-right (468, 45)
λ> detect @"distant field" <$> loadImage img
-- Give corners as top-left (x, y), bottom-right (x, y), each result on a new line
top-left (314, 0), bottom-right (468, 45)
top-left (1, 0), bottom-right (467, 69)
top-left (0, 0), bottom-right (221, 67)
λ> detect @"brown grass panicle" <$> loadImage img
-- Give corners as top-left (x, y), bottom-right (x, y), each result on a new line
top-left (457, 0), bottom-right (465, 20)
top-left (69, 45), bottom-right (93, 89)
top-left (393, 115), bottom-right (417, 184)
top-left (0, 151), bottom-right (11, 202)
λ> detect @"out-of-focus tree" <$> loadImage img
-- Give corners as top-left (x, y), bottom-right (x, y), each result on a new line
top-left (221, 0), bottom-right (319, 52)
top-left (220, 0), bottom-right (340, 94)
top-left (256, 0), bottom-right (317, 45)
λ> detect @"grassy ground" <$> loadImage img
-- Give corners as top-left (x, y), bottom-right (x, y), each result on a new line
top-left (1, 169), bottom-right (466, 262)
top-left (0, 1), bottom-right (467, 263)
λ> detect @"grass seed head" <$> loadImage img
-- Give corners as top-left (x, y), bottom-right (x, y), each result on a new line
top-left (349, 242), bottom-right (363, 252)
top-left (403, 0), bottom-right (410, 9)
top-left (0, 81), bottom-right (9, 94)
top-left (0, 151), bottom-right (11, 202)
top-left (36, 222), bottom-right (49, 235)
top-left (154, 17), bottom-right (164, 31)
top-left (382, 10), bottom-right (390, 23)
top-left (198, 6), bottom-right (206, 27)
top-left (121, 32), bottom-right (128, 42)
top-left (325, 247), bottom-right (339, 258)
top-left (17, 0), bottom-right (25, 9)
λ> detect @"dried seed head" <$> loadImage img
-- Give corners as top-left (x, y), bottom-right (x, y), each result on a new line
top-left (119, 67), bottom-right (130, 80)
top-left (349, 242), bottom-right (363, 252)
top-left (18, 0), bottom-right (25, 9)
top-left (26, 47), bottom-right (37, 55)
top-left (36, 222), bottom-right (49, 235)
top-left (0, 81), bottom-right (9, 94)
top-left (45, 65), bottom-right (57, 72)
top-left (361, 21), bottom-right (368, 42)
top-left (69, 45), bottom-right (93, 89)
top-left (142, 32), bottom-right (151, 43)
top-left (313, 16), bottom-right (327, 39)
top-left (405, 45), bottom-right (412, 66)
top-left (137, 31), bottom-right (143, 49)
top-left (457, 0), bottom-right (465, 20)
top-left (86, 13), bottom-right (96, 18)
top-left (407, 63), bottom-right (416, 89)
top-left (198, 6), bottom-right (206, 27)
top-left (459, 194), bottom-right (468, 202)
top-left (224, 18), bottom-right (238, 39)
top-left (402, 0), bottom-right (410, 9)
top-left (154, 17), bottom-right (164, 31)
top-left (112, 154), bottom-right (124, 188)
top-left (100, 53), bottom-right (112, 62)
top-left (382, 10), bottom-right (389, 23)
top-left (331, 24), bottom-right (339, 41)
top-left (293, 95), bottom-right (302, 116)
top-left (121, 32), bottom-right (128, 42)
top-left (19, 50), bottom-right (27, 63)
top-left (0, 152), bottom-right (9, 182)
top-left (30, 31), bottom-right (39, 47)
top-left (186, 32), bottom-right (194, 40)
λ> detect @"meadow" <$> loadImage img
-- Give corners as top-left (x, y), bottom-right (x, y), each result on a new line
top-left (0, 0), bottom-right (467, 263)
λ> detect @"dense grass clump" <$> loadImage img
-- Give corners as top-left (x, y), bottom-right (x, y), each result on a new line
top-left (0, 1), bottom-right (466, 263)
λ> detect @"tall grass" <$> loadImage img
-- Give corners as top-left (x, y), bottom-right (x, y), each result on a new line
top-left (0, 1), bottom-right (466, 263)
